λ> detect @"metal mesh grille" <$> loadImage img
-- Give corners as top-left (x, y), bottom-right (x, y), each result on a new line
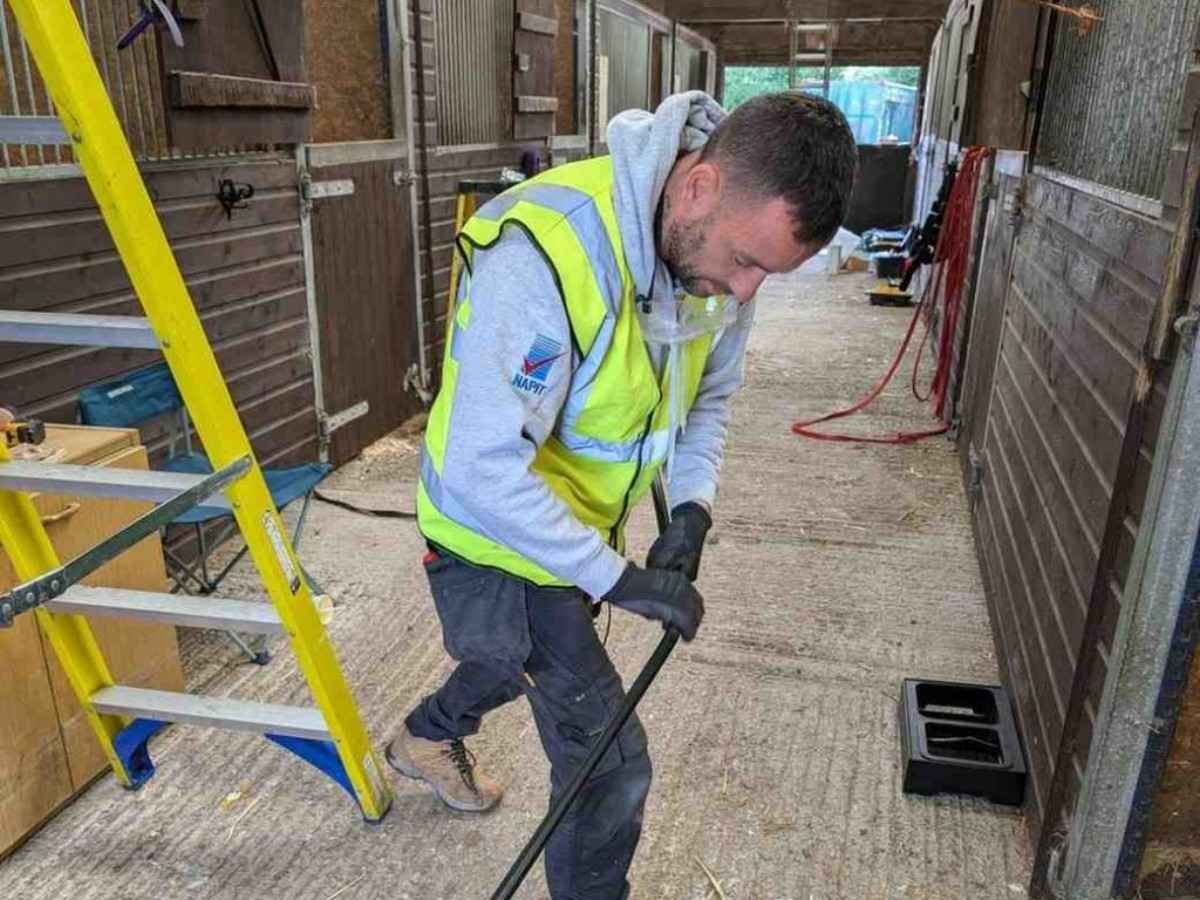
top-left (1037, 0), bottom-right (1200, 198)
top-left (0, 0), bottom-right (170, 171)
top-left (435, 0), bottom-right (514, 146)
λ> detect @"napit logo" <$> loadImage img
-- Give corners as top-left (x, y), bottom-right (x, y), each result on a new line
top-left (512, 334), bottom-right (564, 396)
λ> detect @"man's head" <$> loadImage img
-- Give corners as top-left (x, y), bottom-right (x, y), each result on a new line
top-left (657, 91), bottom-right (857, 304)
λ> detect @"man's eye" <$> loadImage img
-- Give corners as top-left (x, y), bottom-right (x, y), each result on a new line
top-left (734, 255), bottom-right (748, 267)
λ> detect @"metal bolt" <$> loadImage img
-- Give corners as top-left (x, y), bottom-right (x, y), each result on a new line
top-left (1, 601), bottom-right (13, 621)
top-left (50, 579), bottom-right (60, 593)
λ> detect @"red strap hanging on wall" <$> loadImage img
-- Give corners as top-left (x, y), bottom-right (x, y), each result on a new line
top-left (792, 146), bottom-right (994, 445)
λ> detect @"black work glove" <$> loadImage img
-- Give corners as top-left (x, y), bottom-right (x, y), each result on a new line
top-left (603, 563), bottom-right (705, 641)
top-left (646, 502), bottom-right (712, 582)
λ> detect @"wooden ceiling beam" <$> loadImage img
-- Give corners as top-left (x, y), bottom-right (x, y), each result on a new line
top-left (667, 0), bottom-right (949, 22)
top-left (697, 19), bottom-right (935, 66)
top-left (718, 46), bottom-right (930, 66)
top-left (696, 19), bottom-right (938, 50)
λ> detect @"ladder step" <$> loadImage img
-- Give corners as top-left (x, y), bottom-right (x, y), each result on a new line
top-left (46, 586), bottom-right (283, 635)
top-left (0, 311), bottom-right (158, 349)
top-left (0, 461), bottom-right (232, 511)
top-left (91, 686), bottom-right (329, 741)
top-left (0, 115), bottom-right (71, 145)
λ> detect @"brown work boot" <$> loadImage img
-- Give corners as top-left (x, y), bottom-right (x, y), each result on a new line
top-left (384, 726), bottom-right (503, 813)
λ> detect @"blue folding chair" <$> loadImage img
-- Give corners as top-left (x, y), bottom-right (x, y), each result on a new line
top-left (79, 363), bottom-right (331, 661)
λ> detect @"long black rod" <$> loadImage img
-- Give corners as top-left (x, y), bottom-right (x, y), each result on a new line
top-left (490, 629), bottom-right (679, 900)
top-left (491, 477), bottom-right (676, 900)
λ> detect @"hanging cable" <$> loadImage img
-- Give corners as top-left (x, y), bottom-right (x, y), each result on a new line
top-left (792, 146), bottom-right (994, 445)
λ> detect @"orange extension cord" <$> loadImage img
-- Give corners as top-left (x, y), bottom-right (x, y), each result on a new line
top-left (792, 146), bottom-right (994, 445)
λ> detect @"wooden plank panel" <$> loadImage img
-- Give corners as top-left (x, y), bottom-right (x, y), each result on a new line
top-left (0, 192), bottom-right (298, 268)
top-left (693, 19), bottom-right (936, 66)
top-left (967, 0), bottom-right (1038, 148)
top-left (0, 225), bottom-right (301, 312)
top-left (963, 165), bottom-right (1177, 859)
top-left (1009, 249), bottom-right (1135, 445)
top-left (1024, 176), bottom-right (1173, 287)
top-left (168, 72), bottom-right (315, 109)
top-left (992, 332), bottom-right (1104, 606)
top-left (0, 255), bottom-right (304, 367)
top-left (309, 155), bottom-right (420, 464)
top-left (985, 389), bottom-right (1072, 729)
top-left (985, 363), bottom-right (1089, 655)
top-left (157, 1), bottom-right (311, 150)
top-left (977, 478), bottom-right (1054, 820)
top-left (0, 158), bottom-right (299, 219)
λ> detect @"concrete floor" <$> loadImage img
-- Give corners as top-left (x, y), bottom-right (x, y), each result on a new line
top-left (0, 266), bottom-right (1032, 899)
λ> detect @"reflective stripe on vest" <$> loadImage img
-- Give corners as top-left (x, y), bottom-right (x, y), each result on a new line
top-left (419, 156), bottom-right (714, 585)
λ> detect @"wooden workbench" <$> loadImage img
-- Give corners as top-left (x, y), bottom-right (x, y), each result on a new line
top-left (0, 424), bottom-right (185, 859)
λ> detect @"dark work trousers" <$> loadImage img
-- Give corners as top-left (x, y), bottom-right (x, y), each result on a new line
top-left (405, 552), bottom-right (652, 900)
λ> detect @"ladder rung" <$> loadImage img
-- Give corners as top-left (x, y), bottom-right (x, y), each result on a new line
top-left (91, 686), bottom-right (329, 741)
top-left (0, 311), bottom-right (159, 349)
top-left (0, 461), bottom-right (232, 511)
top-left (794, 53), bottom-right (830, 63)
top-left (0, 115), bottom-right (70, 145)
top-left (46, 586), bottom-right (283, 635)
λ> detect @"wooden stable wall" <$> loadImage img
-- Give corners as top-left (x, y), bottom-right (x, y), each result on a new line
top-left (0, 157), bottom-right (317, 468)
top-left (963, 169), bottom-right (1174, 842)
top-left (944, 9), bottom-right (1200, 893)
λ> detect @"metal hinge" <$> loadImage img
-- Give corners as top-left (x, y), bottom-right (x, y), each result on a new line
top-left (947, 414), bottom-right (962, 441)
top-left (393, 168), bottom-right (414, 188)
top-left (404, 363), bottom-right (433, 406)
top-left (967, 444), bottom-right (985, 500)
top-left (1175, 313), bottom-right (1199, 353)
top-left (318, 400), bottom-right (369, 448)
top-left (1007, 180), bottom-right (1027, 232)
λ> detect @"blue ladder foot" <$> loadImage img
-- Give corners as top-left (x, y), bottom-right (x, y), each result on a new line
top-left (112, 718), bottom-right (167, 789)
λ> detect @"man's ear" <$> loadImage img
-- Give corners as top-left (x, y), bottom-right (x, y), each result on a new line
top-left (683, 161), bottom-right (722, 217)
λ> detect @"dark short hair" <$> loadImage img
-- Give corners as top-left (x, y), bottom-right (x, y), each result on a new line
top-left (702, 92), bottom-right (857, 247)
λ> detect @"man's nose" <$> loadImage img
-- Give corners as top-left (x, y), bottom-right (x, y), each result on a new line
top-left (729, 270), bottom-right (767, 304)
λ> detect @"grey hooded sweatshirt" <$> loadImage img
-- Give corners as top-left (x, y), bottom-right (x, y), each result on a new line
top-left (429, 92), bottom-right (754, 600)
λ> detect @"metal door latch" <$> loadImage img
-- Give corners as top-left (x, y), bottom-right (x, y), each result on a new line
top-left (216, 179), bottom-right (254, 219)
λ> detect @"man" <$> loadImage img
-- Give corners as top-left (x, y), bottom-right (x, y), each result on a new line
top-left (387, 91), bottom-right (856, 898)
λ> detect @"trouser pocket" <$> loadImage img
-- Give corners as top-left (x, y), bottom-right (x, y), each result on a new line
top-left (425, 554), bottom-right (531, 671)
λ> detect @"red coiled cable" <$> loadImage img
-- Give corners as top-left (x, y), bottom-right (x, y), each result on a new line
top-left (792, 147), bottom-right (994, 445)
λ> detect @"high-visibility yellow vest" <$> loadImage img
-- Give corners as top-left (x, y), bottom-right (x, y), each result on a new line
top-left (417, 156), bottom-right (714, 585)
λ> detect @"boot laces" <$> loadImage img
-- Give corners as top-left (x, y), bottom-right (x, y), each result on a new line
top-left (445, 739), bottom-right (479, 793)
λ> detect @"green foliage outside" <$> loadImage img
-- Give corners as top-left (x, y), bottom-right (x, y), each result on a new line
top-left (722, 65), bottom-right (921, 109)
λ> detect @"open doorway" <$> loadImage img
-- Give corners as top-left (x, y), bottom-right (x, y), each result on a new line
top-left (722, 65), bottom-right (921, 144)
